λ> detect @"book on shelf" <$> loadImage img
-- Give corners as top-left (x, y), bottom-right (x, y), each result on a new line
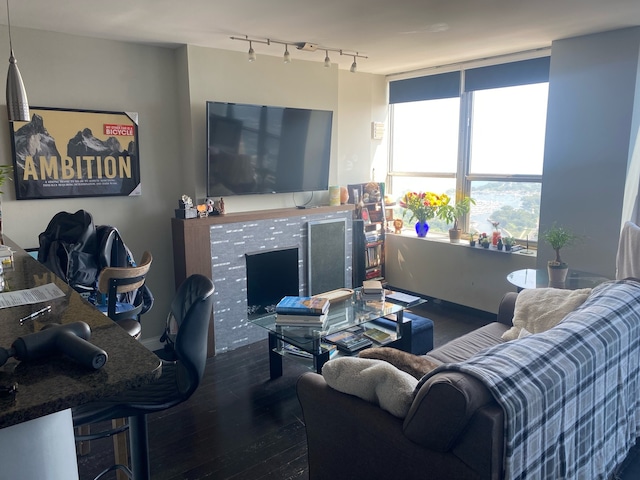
top-left (386, 291), bottom-right (422, 307)
top-left (362, 327), bottom-right (393, 345)
top-left (275, 296), bottom-right (330, 316)
top-left (275, 312), bottom-right (328, 326)
top-left (362, 280), bottom-right (383, 294)
top-left (324, 330), bottom-right (373, 353)
top-left (282, 342), bottom-right (337, 359)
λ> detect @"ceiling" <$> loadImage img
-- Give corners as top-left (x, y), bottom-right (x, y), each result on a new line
top-left (5, 0), bottom-right (640, 75)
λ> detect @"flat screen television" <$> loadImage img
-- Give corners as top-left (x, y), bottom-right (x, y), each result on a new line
top-left (206, 101), bottom-right (333, 196)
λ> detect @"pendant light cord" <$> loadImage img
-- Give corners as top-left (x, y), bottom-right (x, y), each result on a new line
top-left (6, 0), bottom-right (13, 54)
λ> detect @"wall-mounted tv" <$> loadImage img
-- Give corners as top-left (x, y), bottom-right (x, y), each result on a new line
top-left (206, 101), bottom-right (333, 197)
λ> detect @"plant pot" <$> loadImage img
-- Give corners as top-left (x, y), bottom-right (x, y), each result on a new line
top-left (449, 228), bottom-right (461, 243)
top-left (505, 244), bottom-right (512, 252)
top-left (482, 242), bottom-right (490, 249)
top-left (469, 240), bottom-right (476, 247)
top-left (548, 262), bottom-right (569, 287)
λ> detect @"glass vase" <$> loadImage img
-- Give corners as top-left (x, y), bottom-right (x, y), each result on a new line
top-left (415, 220), bottom-right (429, 238)
top-left (492, 231), bottom-right (500, 246)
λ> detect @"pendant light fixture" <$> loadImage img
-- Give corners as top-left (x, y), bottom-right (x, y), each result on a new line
top-left (248, 40), bottom-right (256, 62)
top-left (5, 0), bottom-right (28, 122)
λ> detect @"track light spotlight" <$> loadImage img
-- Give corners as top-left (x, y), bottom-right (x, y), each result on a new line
top-left (350, 55), bottom-right (357, 73)
top-left (230, 35), bottom-right (367, 71)
top-left (283, 44), bottom-right (291, 64)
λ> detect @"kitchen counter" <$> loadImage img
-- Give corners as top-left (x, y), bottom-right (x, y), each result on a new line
top-left (0, 236), bottom-right (161, 429)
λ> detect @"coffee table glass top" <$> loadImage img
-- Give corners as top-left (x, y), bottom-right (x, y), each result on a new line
top-left (251, 290), bottom-right (408, 337)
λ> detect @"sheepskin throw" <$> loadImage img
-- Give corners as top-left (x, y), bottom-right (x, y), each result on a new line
top-left (322, 357), bottom-right (417, 418)
top-left (501, 287), bottom-right (592, 340)
top-left (359, 347), bottom-right (440, 379)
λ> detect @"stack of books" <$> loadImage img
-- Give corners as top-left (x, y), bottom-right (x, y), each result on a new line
top-left (325, 329), bottom-right (372, 353)
top-left (275, 295), bottom-right (330, 327)
top-left (361, 280), bottom-right (384, 301)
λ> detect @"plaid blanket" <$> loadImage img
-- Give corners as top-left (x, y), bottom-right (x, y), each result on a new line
top-left (447, 279), bottom-right (640, 479)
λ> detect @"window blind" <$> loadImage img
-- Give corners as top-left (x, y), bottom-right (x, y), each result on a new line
top-left (389, 71), bottom-right (460, 104)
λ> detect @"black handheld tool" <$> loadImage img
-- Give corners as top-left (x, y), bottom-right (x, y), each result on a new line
top-left (0, 321), bottom-right (108, 370)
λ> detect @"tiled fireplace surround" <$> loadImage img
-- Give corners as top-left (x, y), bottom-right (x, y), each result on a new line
top-left (171, 205), bottom-right (354, 354)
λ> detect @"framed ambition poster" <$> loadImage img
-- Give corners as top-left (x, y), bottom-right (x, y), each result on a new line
top-left (9, 107), bottom-right (141, 200)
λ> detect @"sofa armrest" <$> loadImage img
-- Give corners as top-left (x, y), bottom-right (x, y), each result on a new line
top-left (404, 371), bottom-right (497, 451)
top-left (497, 291), bottom-right (518, 326)
top-left (296, 372), bottom-right (483, 480)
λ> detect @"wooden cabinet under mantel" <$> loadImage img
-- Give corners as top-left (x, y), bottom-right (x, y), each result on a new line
top-left (171, 205), bottom-right (355, 356)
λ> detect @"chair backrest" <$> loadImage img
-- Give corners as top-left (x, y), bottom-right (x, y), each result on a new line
top-left (171, 274), bottom-right (215, 398)
top-left (97, 251), bottom-right (153, 320)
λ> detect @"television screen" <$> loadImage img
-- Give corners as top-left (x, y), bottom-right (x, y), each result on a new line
top-left (206, 101), bottom-right (333, 196)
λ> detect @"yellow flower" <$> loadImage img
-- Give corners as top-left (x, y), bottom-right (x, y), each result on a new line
top-left (400, 191), bottom-right (450, 223)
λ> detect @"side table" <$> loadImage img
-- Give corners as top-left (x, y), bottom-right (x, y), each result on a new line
top-left (507, 268), bottom-right (610, 292)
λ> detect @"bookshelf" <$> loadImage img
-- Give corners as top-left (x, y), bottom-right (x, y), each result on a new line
top-left (349, 182), bottom-right (387, 287)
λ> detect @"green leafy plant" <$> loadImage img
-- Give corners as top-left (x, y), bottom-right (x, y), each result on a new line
top-left (503, 236), bottom-right (515, 246)
top-left (436, 196), bottom-right (476, 231)
top-left (541, 223), bottom-right (582, 266)
top-left (0, 165), bottom-right (12, 195)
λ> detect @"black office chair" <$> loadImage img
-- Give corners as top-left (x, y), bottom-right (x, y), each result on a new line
top-left (73, 274), bottom-right (215, 480)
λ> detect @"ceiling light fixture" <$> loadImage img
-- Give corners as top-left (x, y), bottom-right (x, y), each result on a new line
top-left (5, 0), bottom-right (28, 122)
top-left (283, 44), bottom-right (291, 64)
top-left (350, 54), bottom-right (358, 73)
top-left (231, 35), bottom-right (367, 72)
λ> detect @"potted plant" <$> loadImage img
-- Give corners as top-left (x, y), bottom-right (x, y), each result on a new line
top-left (436, 196), bottom-right (476, 243)
top-left (541, 223), bottom-right (582, 286)
top-left (481, 236), bottom-right (491, 249)
top-left (469, 232), bottom-right (476, 247)
top-left (503, 237), bottom-right (515, 251)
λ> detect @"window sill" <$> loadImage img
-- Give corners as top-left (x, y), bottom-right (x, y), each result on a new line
top-left (388, 230), bottom-right (538, 258)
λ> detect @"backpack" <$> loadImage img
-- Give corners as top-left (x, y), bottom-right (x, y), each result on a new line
top-left (37, 210), bottom-right (154, 314)
top-left (37, 209), bottom-right (99, 295)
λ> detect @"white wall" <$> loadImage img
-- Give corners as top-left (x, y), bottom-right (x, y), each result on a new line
top-left (538, 27), bottom-right (640, 278)
top-left (0, 28), bottom-right (387, 343)
top-left (0, 27), bottom-right (182, 342)
top-left (385, 234), bottom-right (536, 314)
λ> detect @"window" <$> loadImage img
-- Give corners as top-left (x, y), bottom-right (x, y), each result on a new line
top-left (388, 57), bottom-right (549, 241)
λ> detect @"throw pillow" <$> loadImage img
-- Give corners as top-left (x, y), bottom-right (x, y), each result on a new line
top-left (358, 347), bottom-right (440, 379)
top-left (501, 287), bottom-right (592, 341)
top-left (322, 357), bottom-right (418, 418)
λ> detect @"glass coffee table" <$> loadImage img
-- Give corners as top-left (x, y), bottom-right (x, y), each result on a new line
top-left (251, 289), bottom-right (424, 379)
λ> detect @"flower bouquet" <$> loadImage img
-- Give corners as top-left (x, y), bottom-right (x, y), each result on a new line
top-left (399, 191), bottom-right (449, 237)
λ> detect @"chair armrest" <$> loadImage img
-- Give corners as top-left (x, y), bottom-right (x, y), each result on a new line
top-left (497, 292), bottom-right (518, 326)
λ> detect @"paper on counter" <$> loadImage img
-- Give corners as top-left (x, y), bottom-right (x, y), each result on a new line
top-left (0, 283), bottom-right (66, 309)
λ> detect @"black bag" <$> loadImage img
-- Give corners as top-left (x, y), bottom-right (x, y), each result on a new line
top-left (37, 211), bottom-right (154, 314)
top-left (37, 210), bottom-right (99, 294)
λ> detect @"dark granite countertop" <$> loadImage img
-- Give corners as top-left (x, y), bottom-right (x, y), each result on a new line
top-left (0, 237), bottom-right (161, 429)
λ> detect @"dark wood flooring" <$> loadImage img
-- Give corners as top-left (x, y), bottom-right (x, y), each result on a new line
top-left (77, 298), bottom-right (640, 480)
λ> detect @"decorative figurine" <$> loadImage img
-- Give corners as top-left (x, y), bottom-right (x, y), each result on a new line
top-left (393, 218), bottom-right (404, 234)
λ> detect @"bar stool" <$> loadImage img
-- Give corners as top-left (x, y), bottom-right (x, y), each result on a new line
top-left (95, 251), bottom-right (153, 338)
top-left (73, 274), bottom-right (214, 480)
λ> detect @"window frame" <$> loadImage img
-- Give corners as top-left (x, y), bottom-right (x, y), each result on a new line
top-left (387, 56), bottom-right (548, 239)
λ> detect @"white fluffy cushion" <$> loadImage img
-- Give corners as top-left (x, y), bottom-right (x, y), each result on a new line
top-left (322, 357), bottom-right (418, 418)
top-left (502, 287), bottom-right (592, 341)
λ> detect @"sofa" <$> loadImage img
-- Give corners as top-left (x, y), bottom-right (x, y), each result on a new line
top-left (296, 279), bottom-right (640, 480)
